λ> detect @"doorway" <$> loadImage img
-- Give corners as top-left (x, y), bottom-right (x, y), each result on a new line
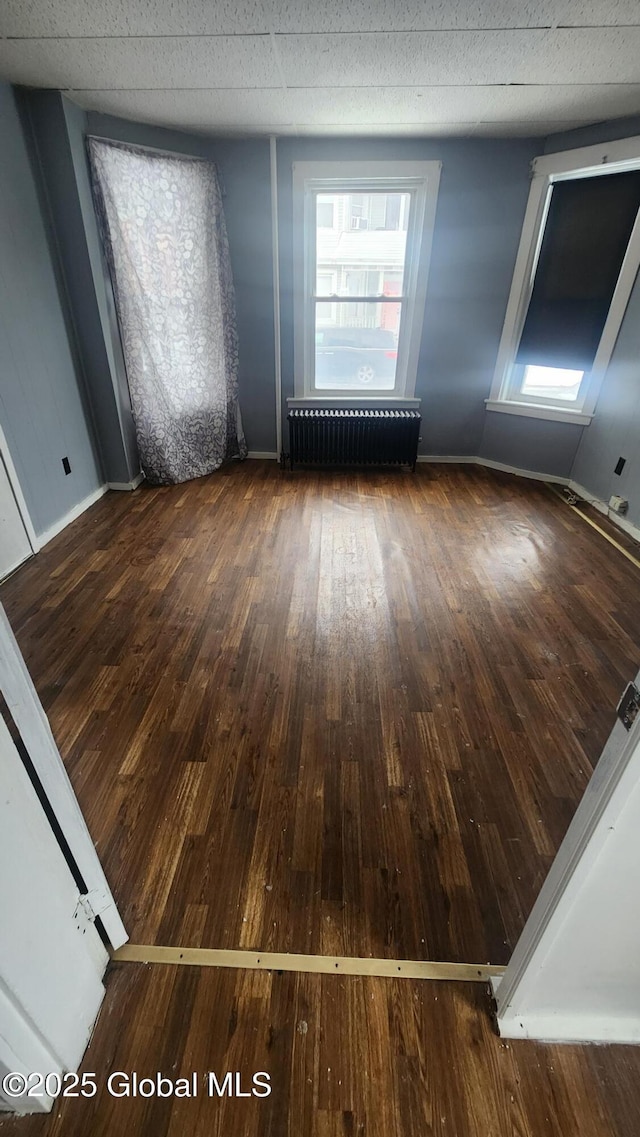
top-left (0, 445), bottom-right (32, 580)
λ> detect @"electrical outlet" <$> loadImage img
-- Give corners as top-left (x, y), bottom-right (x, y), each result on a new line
top-left (62, 456), bottom-right (71, 475)
top-left (614, 456), bottom-right (626, 476)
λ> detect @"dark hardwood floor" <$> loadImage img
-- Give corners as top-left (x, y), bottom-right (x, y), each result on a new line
top-left (4, 460), bottom-right (640, 1137)
top-left (2, 963), bottom-right (640, 1137)
top-left (3, 461), bottom-right (640, 965)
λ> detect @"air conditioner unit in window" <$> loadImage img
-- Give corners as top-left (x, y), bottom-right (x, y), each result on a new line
top-left (351, 217), bottom-right (369, 230)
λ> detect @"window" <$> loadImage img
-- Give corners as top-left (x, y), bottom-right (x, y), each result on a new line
top-left (317, 198), bottom-right (335, 228)
top-left (488, 136), bottom-right (640, 425)
top-left (292, 161), bottom-right (441, 401)
top-left (316, 271), bottom-right (337, 323)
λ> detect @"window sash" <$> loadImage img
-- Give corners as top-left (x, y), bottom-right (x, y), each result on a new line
top-left (306, 185), bottom-right (418, 397)
top-left (312, 294), bottom-right (406, 302)
top-left (503, 362), bottom-right (589, 409)
top-left (488, 137), bottom-right (640, 423)
top-left (293, 160), bottom-right (441, 403)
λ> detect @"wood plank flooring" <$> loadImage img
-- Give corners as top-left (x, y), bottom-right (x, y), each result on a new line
top-left (2, 461), bottom-right (640, 970)
top-left (2, 962), bottom-right (640, 1137)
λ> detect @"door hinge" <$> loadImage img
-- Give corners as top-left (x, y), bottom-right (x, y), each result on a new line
top-left (74, 888), bottom-right (112, 925)
top-left (617, 682), bottom-right (640, 731)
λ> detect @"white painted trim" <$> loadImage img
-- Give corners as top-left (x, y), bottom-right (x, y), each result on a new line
top-left (569, 479), bottom-right (640, 544)
top-left (493, 677), bottom-right (640, 1043)
top-left (492, 1011), bottom-right (640, 1046)
top-left (270, 136), bottom-right (283, 460)
top-left (0, 982), bottom-right (60, 1114)
top-left (0, 551), bottom-right (32, 584)
top-left (416, 454), bottom-right (569, 485)
top-left (287, 396), bottom-right (421, 409)
top-left (532, 134), bottom-right (640, 178)
top-left (488, 174), bottom-right (553, 407)
top-left (0, 422), bottom-right (38, 554)
top-left (416, 454), bottom-right (477, 464)
top-left (35, 485), bottom-right (108, 550)
top-left (292, 160), bottom-right (441, 403)
top-left (106, 471), bottom-right (144, 491)
top-left (0, 604), bottom-right (127, 951)
top-left (490, 136), bottom-right (640, 423)
top-left (579, 203), bottom-right (640, 417)
top-left (246, 451), bottom-right (278, 460)
top-left (485, 399), bottom-right (593, 426)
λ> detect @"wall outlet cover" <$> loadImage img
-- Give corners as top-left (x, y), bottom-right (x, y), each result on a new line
top-left (609, 495), bottom-right (629, 514)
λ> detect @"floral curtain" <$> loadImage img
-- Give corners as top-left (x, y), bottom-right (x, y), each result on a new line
top-left (87, 139), bottom-right (246, 484)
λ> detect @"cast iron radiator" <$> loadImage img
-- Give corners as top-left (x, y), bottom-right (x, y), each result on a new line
top-left (287, 408), bottom-right (421, 470)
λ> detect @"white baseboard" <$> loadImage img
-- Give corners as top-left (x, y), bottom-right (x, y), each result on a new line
top-left (35, 485), bottom-right (108, 550)
top-left (496, 1011), bottom-right (640, 1046)
top-left (569, 479), bottom-right (640, 545)
top-left (417, 454), bottom-right (569, 485)
top-left (107, 472), bottom-right (145, 491)
top-left (417, 454), bottom-right (477, 464)
top-left (246, 451), bottom-right (278, 460)
top-left (0, 551), bottom-right (32, 584)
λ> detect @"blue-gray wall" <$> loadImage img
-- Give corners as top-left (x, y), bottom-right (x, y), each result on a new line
top-left (544, 114), bottom-right (640, 155)
top-left (6, 87), bottom-right (638, 496)
top-left (570, 249), bottom-right (640, 524)
top-left (0, 83), bottom-right (102, 537)
top-left (19, 90), bottom-right (138, 485)
top-left (276, 135), bottom-right (538, 457)
top-left (480, 414), bottom-right (584, 478)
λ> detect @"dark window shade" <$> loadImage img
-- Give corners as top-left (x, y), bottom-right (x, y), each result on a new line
top-left (516, 172), bottom-right (640, 371)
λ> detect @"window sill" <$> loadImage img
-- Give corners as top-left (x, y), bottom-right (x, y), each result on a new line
top-left (288, 396), bottom-right (421, 409)
top-left (485, 399), bottom-right (593, 426)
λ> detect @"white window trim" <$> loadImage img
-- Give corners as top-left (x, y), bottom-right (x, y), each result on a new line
top-left (292, 160), bottom-right (441, 403)
top-left (488, 134), bottom-right (640, 425)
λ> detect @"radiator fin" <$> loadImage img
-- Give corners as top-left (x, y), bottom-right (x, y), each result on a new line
top-left (288, 409), bottom-right (421, 471)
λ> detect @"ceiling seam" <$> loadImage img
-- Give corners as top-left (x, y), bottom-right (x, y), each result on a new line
top-left (4, 25), bottom-right (640, 41)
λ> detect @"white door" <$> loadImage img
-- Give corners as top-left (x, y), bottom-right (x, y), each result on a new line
top-left (0, 604), bottom-right (127, 951)
top-left (0, 450), bottom-right (31, 580)
top-left (0, 604), bottom-right (127, 1115)
top-left (494, 672), bottom-right (640, 1044)
top-left (0, 714), bottom-right (108, 1114)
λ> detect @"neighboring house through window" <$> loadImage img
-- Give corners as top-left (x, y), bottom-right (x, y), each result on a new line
top-left (292, 161), bottom-right (441, 401)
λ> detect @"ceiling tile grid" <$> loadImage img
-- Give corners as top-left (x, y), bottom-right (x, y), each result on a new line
top-left (1, 1), bottom-right (640, 136)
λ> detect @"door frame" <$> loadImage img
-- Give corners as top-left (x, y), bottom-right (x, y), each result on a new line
top-left (493, 670), bottom-right (640, 1029)
top-left (0, 419), bottom-right (38, 557)
top-left (0, 603), bottom-right (127, 951)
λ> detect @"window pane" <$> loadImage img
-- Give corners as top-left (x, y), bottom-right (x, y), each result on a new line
top-left (316, 197), bottom-right (335, 228)
top-left (315, 192), bottom-right (410, 299)
top-left (314, 302), bottom-right (400, 390)
top-left (520, 364), bottom-right (584, 402)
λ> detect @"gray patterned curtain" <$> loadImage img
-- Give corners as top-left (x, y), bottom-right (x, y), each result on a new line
top-left (87, 138), bottom-right (247, 484)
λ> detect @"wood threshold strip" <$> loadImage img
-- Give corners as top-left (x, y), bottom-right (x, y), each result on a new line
top-left (111, 944), bottom-right (505, 983)
top-left (546, 483), bottom-right (640, 571)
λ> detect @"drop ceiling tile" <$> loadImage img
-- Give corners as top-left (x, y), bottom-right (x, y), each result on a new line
top-left (267, 84), bottom-right (640, 125)
top-left (275, 121), bottom-right (585, 138)
top-left (276, 28), bottom-right (640, 87)
top-left (68, 86), bottom-right (615, 138)
top-left (0, 35), bottom-right (278, 90)
top-left (3, 1), bottom-right (639, 38)
top-left (72, 89), bottom-right (297, 131)
top-left (472, 119), bottom-right (586, 136)
top-left (0, 1), bottom-right (269, 38)
top-left (262, 0), bottom-right (640, 33)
